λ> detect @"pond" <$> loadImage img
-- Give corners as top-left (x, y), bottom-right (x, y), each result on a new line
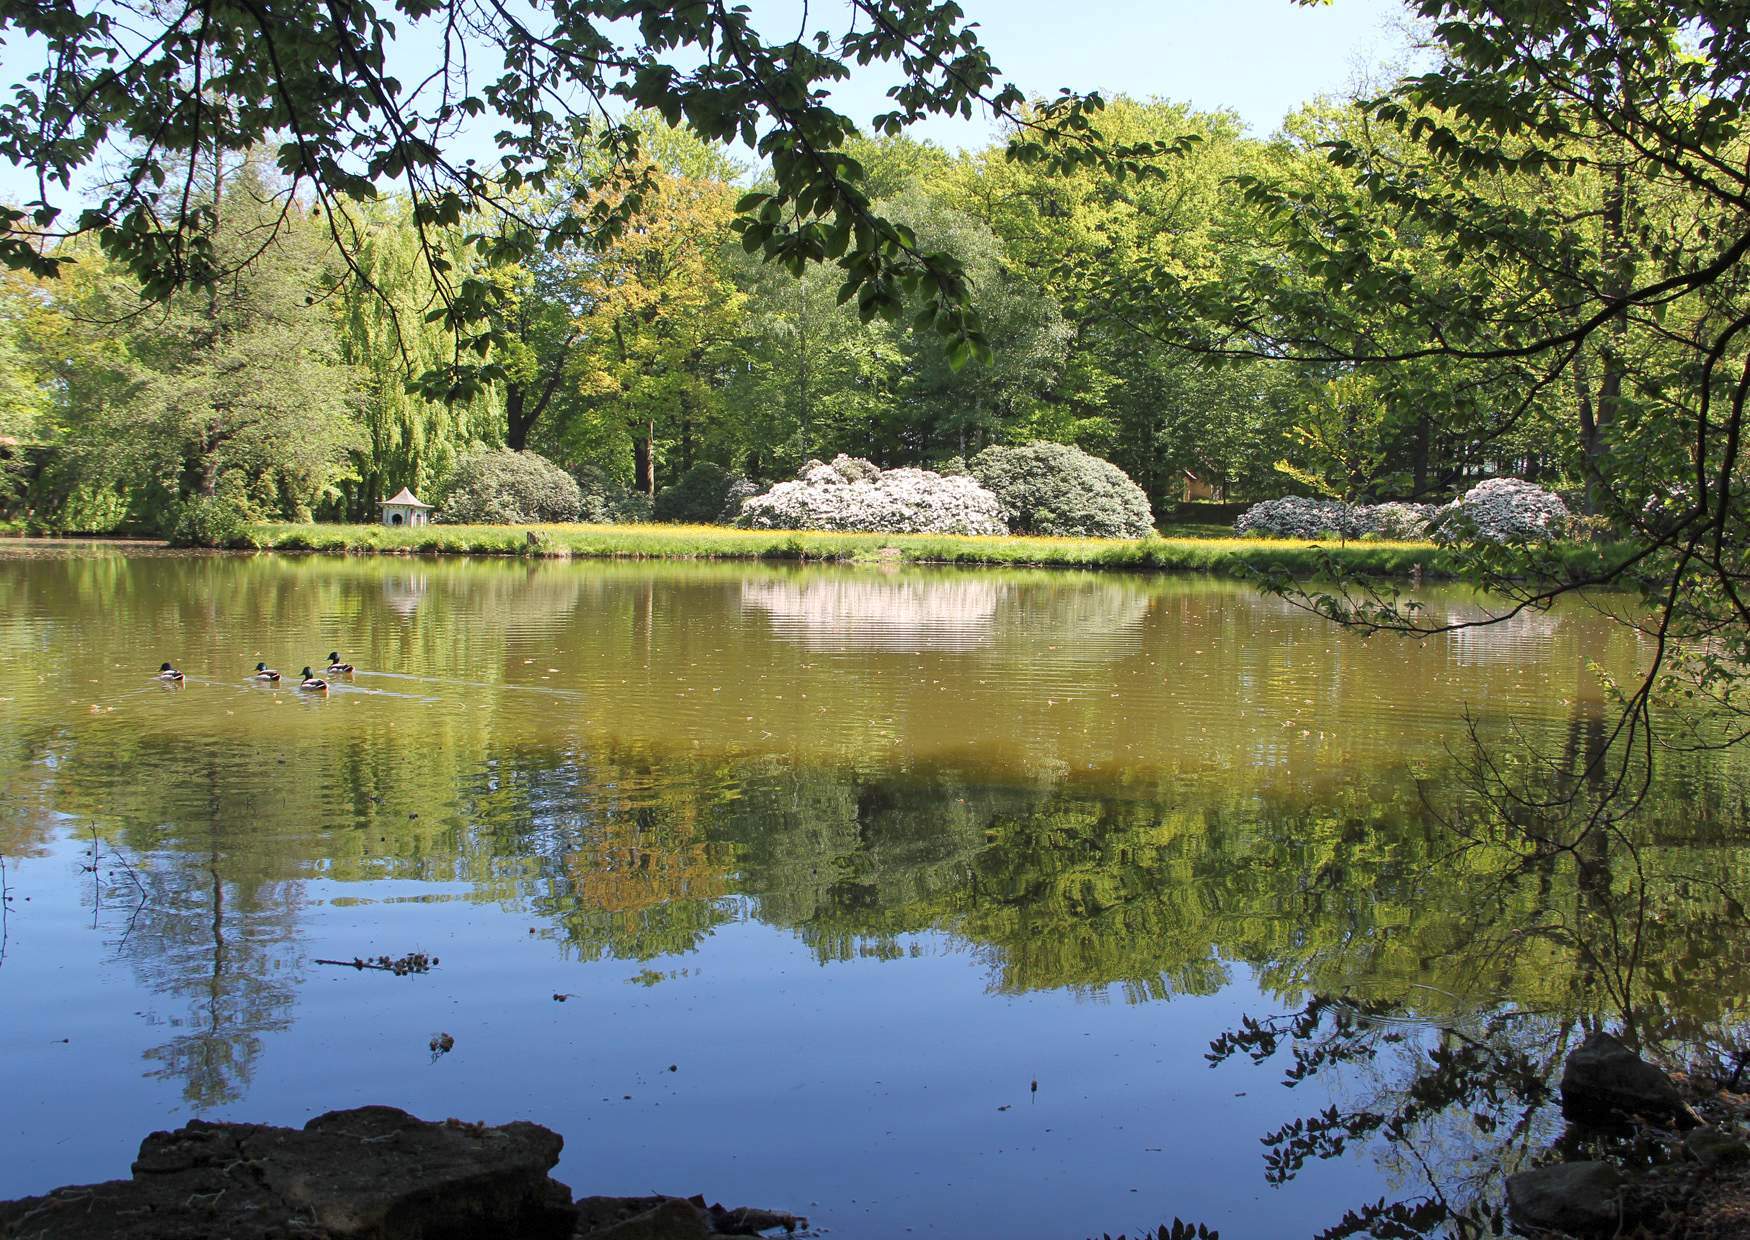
top-left (1, 547), bottom-right (1745, 1237)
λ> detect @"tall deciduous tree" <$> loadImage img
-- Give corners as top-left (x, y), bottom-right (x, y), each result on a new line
top-left (0, 271), bottom-right (52, 443)
top-left (565, 167), bottom-right (747, 495)
top-left (958, 97), bottom-right (1307, 506)
top-left (47, 159), bottom-right (361, 530)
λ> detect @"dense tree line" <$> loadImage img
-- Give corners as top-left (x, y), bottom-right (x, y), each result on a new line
top-left (0, 90), bottom-right (1635, 535)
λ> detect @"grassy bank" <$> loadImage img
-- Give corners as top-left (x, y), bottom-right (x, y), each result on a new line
top-left (245, 520), bottom-right (1618, 580)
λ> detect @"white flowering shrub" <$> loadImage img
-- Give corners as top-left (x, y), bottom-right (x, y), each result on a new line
top-left (969, 442), bottom-right (1155, 539)
top-left (1236, 497), bottom-right (1443, 540)
top-left (1235, 496), bottom-right (1358, 538)
top-left (1364, 501), bottom-right (1440, 540)
top-left (812, 454), bottom-right (882, 484)
top-left (736, 456), bottom-right (1006, 535)
top-left (1433, 478), bottom-right (1569, 544)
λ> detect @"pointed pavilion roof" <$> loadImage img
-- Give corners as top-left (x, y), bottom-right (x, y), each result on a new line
top-left (380, 487), bottom-right (432, 508)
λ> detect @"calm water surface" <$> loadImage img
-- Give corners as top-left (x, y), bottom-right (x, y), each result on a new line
top-left (1, 548), bottom-right (1746, 1237)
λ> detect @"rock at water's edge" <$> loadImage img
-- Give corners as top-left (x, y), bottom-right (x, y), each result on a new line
top-left (1506, 1161), bottom-right (1624, 1237)
top-left (1686, 1126), bottom-right (1750, 1169)
top-left (576, 1196), bottom-right (715, 1239)
top-left (1560, 1031), bottom-right (1697, 1128)
top-left (1, 1106), bottom-right (572, 1240)
top-left (0, 1108), bottom-right (799, 1240)
top-left (574, 1195), bottom-right (800, 1238)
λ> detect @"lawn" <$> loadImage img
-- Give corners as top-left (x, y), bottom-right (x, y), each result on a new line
top-left (246, 520), bottom-right (1616, 581)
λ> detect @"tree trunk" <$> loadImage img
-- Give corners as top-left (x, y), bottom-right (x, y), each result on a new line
top-left (206, 62), bottom-right (224, 326)
top-left (633, 434), bottom-right (652, 496)
top-left (797, 285), bottom-right (811, 457)
top-left (1411, 414), bottom-right (1431, 496)
top-left (1582, 158), bottom-right (1631, 515)
top-left (506, 338), bottom-right (575, 452)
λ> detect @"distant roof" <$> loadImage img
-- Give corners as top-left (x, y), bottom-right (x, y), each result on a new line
top-left (380, 487), bottom-right (431, 507)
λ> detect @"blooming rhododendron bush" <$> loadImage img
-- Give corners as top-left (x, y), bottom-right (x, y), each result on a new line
top-left (1367, 501), bottom-right (1441, 540)
top-left (1234, 497), bottom-right (1438, 539)
top-left (1235, 496), bottom-right (1362, 539)
top-left (1431, 478), bottom-right (1570, 544)
top-left (735, 456), bottom-right (1007, 536)
top-left (1235, 483), bottom-right (1565, 544)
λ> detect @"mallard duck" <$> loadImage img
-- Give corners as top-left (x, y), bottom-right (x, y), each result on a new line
top-left (298, 667), bottom-right (329, 693)
top-left (325, 651), bottom-right (355, 675)
top-left (252, 661), bottom-right (281, 682)
top-left (156, 662), bottom-right (185, 682)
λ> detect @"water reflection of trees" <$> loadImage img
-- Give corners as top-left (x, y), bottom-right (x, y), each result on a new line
top-left (713, 761), bottom-right (1750, 1024)
top-left (1203, 998), bottom-right (1570, 1239)
top-left (1191, 696), bottom-right (1750, 1240)
top-left (458, 745), bottom-right (740, 959)
top-left (62, 746), bottom-right (309, 1108)
top-left (11, 700), bottom-right (1750, 1115)
top-left (5, 549), bottom-right (1748, 1198)
top-left (483, 730), bottom-right (1750, 1239)
top-left (123, 841), bottom-right (302, 1108)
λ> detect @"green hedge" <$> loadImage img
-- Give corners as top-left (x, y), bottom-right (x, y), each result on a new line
top-left (434, 447), bottom-right (581, 523)
top-left (653, 462), bottom-right (752, 524)
top-left (970, 442), bottom-right (1154, 539)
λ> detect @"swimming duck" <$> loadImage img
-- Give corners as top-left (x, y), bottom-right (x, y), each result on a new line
top-left (298, 667), bottom-right (329, 693)
top-left (156, 662), bottom-right (185, 682)
top-left (325, 651), bottom-right (355, 675)
top-left (252, 661), bottom-right (281, 682)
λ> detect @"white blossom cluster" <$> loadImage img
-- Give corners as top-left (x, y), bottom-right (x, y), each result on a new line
top-left (1367, 501), bottom-right (1442, 539)
top-left (1432, 478), bottom-right (1570, 544)
top-left (1234, 496), bottom-right (1366, 538)
top-left (736, 455), bottom-right (1008, 535)
top-left (1236, 481), bottom-right (1568, 543)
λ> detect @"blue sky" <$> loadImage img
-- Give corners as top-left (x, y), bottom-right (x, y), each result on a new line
top-left (783, 0), bottom-right (1409, 146)
top-left (0, 0), bottom-right (1408, 207)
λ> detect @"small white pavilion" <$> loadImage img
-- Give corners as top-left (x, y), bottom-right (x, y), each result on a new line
top-left (380, 487), bottom-right (433, 527)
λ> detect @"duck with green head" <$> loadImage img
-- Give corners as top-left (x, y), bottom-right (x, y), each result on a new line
top-left (325, 652), bottom-right (355, 675)
top-left (252, 661), bottom-right (281, 682)
top-left (156, 662), bottom-right (185, 683)
top-left (298, 667), bottom-right (329, 693)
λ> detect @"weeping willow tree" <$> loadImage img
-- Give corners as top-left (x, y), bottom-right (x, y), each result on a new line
top-left (330, 200), bottom-right (505, 519)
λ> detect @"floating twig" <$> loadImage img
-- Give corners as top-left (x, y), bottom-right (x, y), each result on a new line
top-left (0, 852), bottom-right (11, 971)
top-left (315, 952), bottom-right (437, 975)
